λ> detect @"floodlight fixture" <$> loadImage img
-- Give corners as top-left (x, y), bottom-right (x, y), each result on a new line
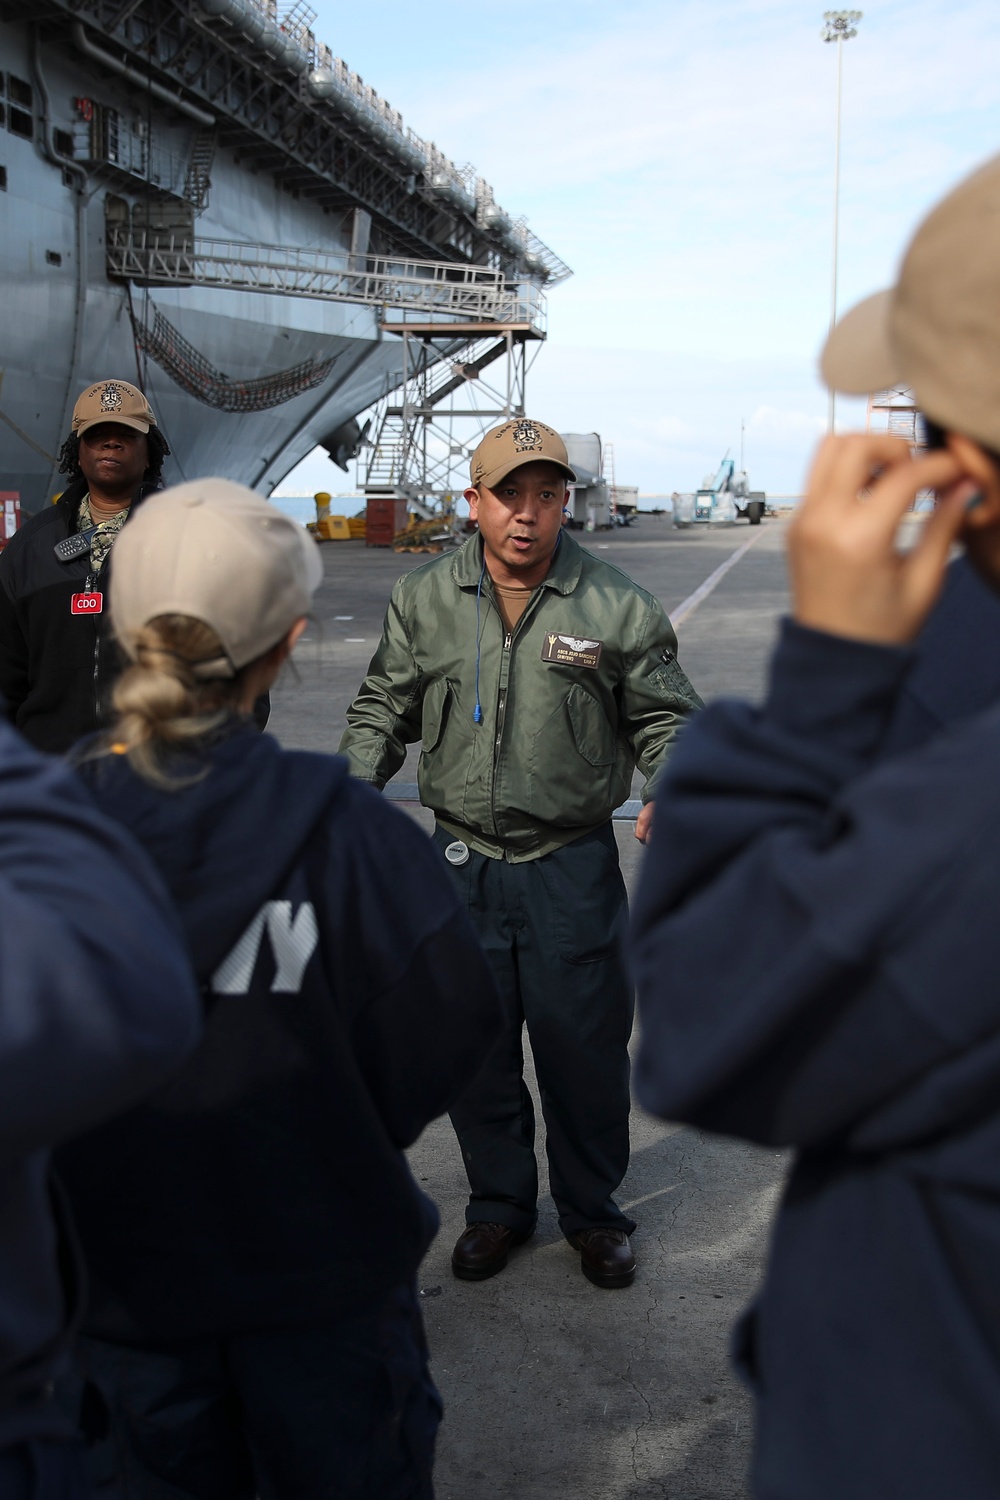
top-left (822, 10), bottom-right (862, 42)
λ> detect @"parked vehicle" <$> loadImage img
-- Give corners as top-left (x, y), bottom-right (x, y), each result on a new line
top-left (673, 455), bottom-right (766, 528)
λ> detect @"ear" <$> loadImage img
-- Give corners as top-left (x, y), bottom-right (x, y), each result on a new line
top-left (285, 616), bottom-right (308, 653)
top-left (947, 434), bottom-right (1000, 529)
top-left (465, 485), bottom-right (481, 521)
top-left (946, 435), bottom-right (1000, 596)
top-left (269, 616), bottom-right (308, 668)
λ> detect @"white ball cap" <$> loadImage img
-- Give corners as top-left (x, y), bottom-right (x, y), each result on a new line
top-left (110, 478), bottom-right (323, 676)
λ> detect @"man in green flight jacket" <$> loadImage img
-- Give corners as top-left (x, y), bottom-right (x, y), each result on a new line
top-left (340, 418), bottom-right (701, 1289)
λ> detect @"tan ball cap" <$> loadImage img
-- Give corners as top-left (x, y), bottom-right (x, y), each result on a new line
top-left (110, 479), bottom-right (323, 678)
top-left (821, 152), bottom-right (1000, 450)
top-left (72, 379), bottom-right (157, 438)
top-left (470, 418), bottom-right (577, 490)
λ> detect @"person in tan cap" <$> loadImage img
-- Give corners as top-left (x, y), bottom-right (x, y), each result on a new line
top-left (632, 151), bottom-right (1000, 1499)
top-left (55, 478), bottom-right (502, 1498)
top-left (341, 417), bottom-right (702, 1290)
top-left (0, 378), bottom-right (171, 752)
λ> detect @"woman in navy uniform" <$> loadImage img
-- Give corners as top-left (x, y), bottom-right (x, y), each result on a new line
top-left (57, 478), bottom-right (501, 1499)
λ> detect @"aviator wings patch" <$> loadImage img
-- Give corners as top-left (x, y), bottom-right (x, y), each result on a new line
top-left (541, 633), bottom-right (603, 670)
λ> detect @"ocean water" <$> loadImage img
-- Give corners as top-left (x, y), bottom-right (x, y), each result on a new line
top-left (269, 495), bottom-right (365, 527)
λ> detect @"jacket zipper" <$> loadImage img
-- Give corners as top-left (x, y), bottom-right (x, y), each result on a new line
top-left (86, 570), bottom-right (102, 723)
top-left (489, 586), bottom-right (548, 855)
top-left (493, 632), bottom-right (512, 764)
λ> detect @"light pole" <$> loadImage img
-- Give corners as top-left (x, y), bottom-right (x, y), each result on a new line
top-left (822, 9), bottom-right (862, 432)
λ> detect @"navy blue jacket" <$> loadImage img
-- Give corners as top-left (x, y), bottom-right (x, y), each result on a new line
top-left (0, 479), bottom-right (149, 754)
top-left (57, 724), bottom-right (502, 1342)
top-left (632, 618), bottom-right (1000, 1500)
top-left (0, 719), bottom-right (200, 1450)
top-left (0, 483), bottom-right (270, 751)
top-left (881, 553), bottom-right (1000, 756)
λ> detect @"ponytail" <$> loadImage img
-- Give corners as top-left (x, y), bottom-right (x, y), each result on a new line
top-left (105, 614), bottom-right (246, 788)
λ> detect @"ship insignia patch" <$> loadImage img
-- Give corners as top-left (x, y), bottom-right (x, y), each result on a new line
top-left (100, 382), bottom-right (124, 414)
top-left (541, 633), bottom-right (603, 670)
top-left (511, 419), bottom-right (544, 453)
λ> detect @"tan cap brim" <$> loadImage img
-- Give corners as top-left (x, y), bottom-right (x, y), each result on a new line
top-left (478, 455), bottom-right (577, 490)
top-left (76, 415), bottom-right (152, 437)
top-left (820, 289), bottom-right (901, 395)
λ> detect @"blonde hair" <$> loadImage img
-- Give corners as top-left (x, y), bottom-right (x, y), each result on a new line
top-left (105, 614), bottom-right (248, 788)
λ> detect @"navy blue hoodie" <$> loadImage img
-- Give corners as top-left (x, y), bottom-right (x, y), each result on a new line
top-left (632, 619), bottom-right (1000, 1500)
top-left (57, 724), bottom-right (501, 1342)
top-left (0, 718), bottom-right (200, 1449)
top-left (881, 553), bottom-right (1000, 756)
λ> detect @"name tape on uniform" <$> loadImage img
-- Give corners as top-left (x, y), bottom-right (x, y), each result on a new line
top-left (541, 633), bottom-right (603, 670)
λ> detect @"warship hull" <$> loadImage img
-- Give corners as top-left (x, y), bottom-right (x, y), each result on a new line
top-left (0, 2), bottom-right (563, 512)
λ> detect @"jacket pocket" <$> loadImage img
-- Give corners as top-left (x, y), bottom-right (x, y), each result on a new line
top-left (567, 684), bottom-right (615, 766)
top-left (526, 686), bottom-right (617, 827)
top-left (420, 676), bottom-right (451, 751)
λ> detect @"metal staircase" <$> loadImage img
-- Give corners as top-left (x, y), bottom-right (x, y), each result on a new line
top-left (866, 386), bottom-right (921, 446)
top-left (360, 323), bottom-right (542, 518)
top-left (183, 129), bottom-right (217, 210)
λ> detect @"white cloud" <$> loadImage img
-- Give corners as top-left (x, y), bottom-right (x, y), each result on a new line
top-left (281, 1), bottom-right (1000, 501)
top-left (745, 405), bottom-right (826, 443)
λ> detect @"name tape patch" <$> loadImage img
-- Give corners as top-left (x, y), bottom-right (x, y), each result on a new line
top-left (541, 632), bottom-right (603, 670)
top-left (71, 591), bottom-right (103, 615)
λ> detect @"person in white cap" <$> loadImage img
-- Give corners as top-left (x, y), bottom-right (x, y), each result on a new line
top-left (54, 479), bottom-right (502, 1499)
top-left (632, 151), bottom-right (1000, 1499)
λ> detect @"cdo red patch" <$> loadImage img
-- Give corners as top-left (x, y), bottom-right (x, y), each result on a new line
top-left (71, 592), bottom-right (103, 615)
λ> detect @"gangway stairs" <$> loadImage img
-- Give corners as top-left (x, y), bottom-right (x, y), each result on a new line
top-left (363, 334), bottom-right (514, 496)
top-left (360, 317), bottom-right (543, 527)
top-left (106, 227), bottom-right (546, 327)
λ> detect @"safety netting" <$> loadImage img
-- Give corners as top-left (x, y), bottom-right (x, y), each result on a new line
top-left (134, 305), bottom-right (340, 412)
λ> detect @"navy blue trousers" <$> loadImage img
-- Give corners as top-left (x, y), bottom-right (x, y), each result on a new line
top-left (0, 1441), bottom-right (88, 1500)
top-left (75, 1283), bottom-right (440, 1499)
top-left (438, 823), bottom-right (636, 1240)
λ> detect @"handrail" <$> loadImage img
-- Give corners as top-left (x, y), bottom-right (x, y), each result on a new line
top-left (106, 228), bottom-right (547, 328)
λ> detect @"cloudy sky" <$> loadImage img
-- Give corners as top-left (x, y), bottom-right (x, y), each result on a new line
top-left (278, 0), bottom-right (1000, 499)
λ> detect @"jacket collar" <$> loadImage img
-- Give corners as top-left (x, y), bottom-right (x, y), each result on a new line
top-left (56, 477), bottom-right (89, 529)
top-left (56, 476), bottom-right (163, 530)
top-left (451, 527), bottom-right (583, 596)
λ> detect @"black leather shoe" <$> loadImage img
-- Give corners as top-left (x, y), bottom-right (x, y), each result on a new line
top-left (571, 1228), bottom-right (636, 1288)
top-left (452, 1222), bottom-right (532, 1281)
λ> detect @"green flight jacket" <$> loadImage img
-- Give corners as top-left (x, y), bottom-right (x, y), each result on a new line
top-left (339, 529), bottom-right (703, 862)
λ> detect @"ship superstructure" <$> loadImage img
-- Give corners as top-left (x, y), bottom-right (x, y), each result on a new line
top-left (0, 0), bottom-right (570, 511)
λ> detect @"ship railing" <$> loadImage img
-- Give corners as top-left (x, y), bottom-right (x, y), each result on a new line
top-left (106, 228), bottom-right (547, 329)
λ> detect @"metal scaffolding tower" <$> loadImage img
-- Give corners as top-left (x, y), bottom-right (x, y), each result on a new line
top-left (866, 385), bottom-right (922, 446)
top-left (360, 319), bottom-right (545, 518)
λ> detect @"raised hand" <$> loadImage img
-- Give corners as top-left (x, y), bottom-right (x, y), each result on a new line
top-left (788, 434), bottom-right (971, 646)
